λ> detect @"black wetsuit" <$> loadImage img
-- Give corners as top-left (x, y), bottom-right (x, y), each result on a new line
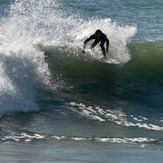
top-left (84, 33), bottom-right (109, 56)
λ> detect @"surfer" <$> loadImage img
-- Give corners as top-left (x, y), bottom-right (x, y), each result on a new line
top-left (82, 29), bottom-right (109, 58)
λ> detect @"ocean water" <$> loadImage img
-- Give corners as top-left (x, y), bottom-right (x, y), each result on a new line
top-left (0, 0), bottom-right (163, 162)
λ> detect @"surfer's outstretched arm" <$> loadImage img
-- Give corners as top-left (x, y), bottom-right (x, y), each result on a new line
top-left (84, 35), bottom-right (94, 45)
top-left (82, 35), bottom-right (95, 53)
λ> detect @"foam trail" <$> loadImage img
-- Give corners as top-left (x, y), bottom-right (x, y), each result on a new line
top-left (1, 132), bottom-right (157, 145)
top-left (69, 102), bottom-right (163, 131)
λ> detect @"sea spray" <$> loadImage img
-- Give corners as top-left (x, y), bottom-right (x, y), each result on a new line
top-left (0, 0), bottom-right (55, 115)
top-left (0, 47), bottom-right (50, 114)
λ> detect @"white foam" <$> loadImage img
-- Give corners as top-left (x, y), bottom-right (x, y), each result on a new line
top-left (69, 102), bottom-right (105, 122)
top-left (95, 137), bottom-right (156, 144)
top-left (51, 135), bottom-right (157, 145)
top-left (0, 132), bottom-right (158, 145)
top-left (69, 102), bottom-right (163, 131)
top-left (2, 132), bottom-right (45, 142)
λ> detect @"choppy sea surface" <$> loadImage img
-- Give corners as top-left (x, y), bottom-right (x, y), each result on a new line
top-left (0, 0), bottom-right (163, 162)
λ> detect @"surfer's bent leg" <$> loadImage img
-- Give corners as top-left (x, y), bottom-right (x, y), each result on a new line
top-left (91, 40), bottom-right (99, 49)
top-left (100, 41), bottom-right (106, 57)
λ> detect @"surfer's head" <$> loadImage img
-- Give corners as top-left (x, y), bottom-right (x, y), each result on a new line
top-left (95, 29), bottom-right (102, 37)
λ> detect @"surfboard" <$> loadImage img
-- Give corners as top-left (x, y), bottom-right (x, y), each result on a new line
top-left (98, 57), bottom-right (120, 64)
top-left (83, 49), bottom-right (121, 65)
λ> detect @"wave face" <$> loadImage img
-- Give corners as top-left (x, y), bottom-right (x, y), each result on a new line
top-left (43, 39), bottom-right (163, 114)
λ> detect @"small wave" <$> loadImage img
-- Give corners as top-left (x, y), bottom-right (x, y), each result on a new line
top-left (0, 132), bottom-right (158, 146)
top-left (69, 102), bottom-right (163, 131)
